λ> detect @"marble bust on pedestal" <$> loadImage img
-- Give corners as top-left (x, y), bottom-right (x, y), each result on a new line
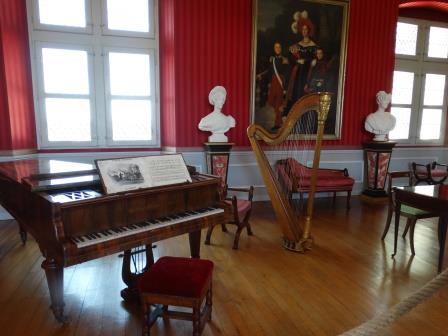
top-left (198, 86), bottom-right (236, 142)
top-left (365, 91), bottom-right (396, 142)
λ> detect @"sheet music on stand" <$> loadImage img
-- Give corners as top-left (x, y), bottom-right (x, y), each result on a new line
top-left (95, 154), bottom-right (192, 194)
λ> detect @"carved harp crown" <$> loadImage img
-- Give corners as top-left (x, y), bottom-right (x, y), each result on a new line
top-left (247, 92), bottom-right (331, 252)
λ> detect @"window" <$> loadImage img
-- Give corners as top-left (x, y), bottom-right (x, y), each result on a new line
top-left (27, 0), bottom-right (159, 148)
top-left (390, 19), bottom-right (448, 144)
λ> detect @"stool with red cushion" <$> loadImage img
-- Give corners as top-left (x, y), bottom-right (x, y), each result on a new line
top-left (411, 161), bottom-right (448, 185)
top-left (138, 256), bottom-right (214, 336)
top-left (277, 158), bottom-right (355, 210)
top-left (205, 185), bottom-right (254, 249)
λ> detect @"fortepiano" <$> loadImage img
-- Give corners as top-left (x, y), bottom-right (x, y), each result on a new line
top-left (0, 159), bottom-right (229, 321)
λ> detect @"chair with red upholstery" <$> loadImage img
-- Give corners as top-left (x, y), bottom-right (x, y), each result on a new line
top-left (205, 185), bottom-right (254, 249)
top-left (277, 158), bottom-right (355, 210)
top-left (411, 161), bottom-right (448, 185)
top-left (138, 256), bottom-right (214, 336)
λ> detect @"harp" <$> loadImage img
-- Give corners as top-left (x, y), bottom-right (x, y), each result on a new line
top-left (247, 92), bottom-right (331, 252)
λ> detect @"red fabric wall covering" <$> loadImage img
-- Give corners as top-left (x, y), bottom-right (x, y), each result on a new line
top-left (160, 0), bottom-right (398, 148)
top-left (161, 0), bottom-right (252, 148)
top-left (0, 0), bottom-right (36, 151)
top-left (0, 34), bottom-right (12, 150)
top-left (160, 0), bottom-right (177, 148)
top-left (332, 0), bottom-right (398, 146)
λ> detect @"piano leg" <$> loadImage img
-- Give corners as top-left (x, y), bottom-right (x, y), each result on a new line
top-left (189, 230), bottom-right (202, 258)
top-left (42, 258), bottom-right (67, 323)
top-left (17, 221), bottom-right (27, 245)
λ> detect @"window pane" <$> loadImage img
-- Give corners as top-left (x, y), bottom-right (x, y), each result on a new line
top-left (392, 71), bottom-right (414, 104)
top-left (38, 0), bottom-right (86, 28)
top-left (420, 108), bottom-right (442, 140)
top-left (395, 22), bottom-right (418, 55)
top-left (42, 48), bottom-right (89, 94)
top-left (46, 98), bottom-right (91, 141)
top-left (109, 52), bottom-right (151, 96)
top-left (424, 74), bottom-right (446, 106)
top-left (106, 0), bottom-right (149, 33)
top-left (389, 107), bottom-right (411, 140)
top-left (111, 100), bottom-right (152, 141)
top-left (428, 26), bottom-right (448, 58)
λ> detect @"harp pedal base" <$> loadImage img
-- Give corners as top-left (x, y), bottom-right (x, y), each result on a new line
top-left (282, 237), bottom-right (313, 253)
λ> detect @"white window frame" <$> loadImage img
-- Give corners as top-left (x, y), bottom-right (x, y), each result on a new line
top-left (27, 0), bottom-right (160, 149)
top-left (393, 17), bottom-right (448, 145)
top-left (32, 0), bottom-right (93, 34)
top-left (35, 41), bottom-right (98, 147)
top-left (100, 0), bottom-right (155, 38)
top-left (103, 47), bottom-right (157, 146)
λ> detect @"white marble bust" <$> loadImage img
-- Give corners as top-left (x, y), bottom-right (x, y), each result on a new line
top-left (198, 86), bottom-right (236, 142)
top-left (365, 91), bottom-right (396, 141)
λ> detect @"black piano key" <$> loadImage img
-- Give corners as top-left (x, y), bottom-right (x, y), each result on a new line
top-left (148, 219), bottom-right (158, 224)
top-left (78, 236), bottom-right (85, 242)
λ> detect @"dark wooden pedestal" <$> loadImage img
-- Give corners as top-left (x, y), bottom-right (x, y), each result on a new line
top-left (362, 141), bottom-right (396, 197)
top-left (203, 142), bottom-right (234, 185)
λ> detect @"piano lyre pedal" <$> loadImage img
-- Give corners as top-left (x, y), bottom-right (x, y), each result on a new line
top-left (0, 159), bottom-right (230, 322)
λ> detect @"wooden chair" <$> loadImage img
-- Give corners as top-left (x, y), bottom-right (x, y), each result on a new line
top-left (138, 256), bottom-right (213, 336)
top-left (411, 161), bottom-right (448, 185)
top-left (205, 185), bottom-right (254, 249)
top-left (381, 171), bottom-right (438, 255)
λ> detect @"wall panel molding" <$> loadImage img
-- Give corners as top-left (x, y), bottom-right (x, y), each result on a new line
top-left (1, 147), bottom-right (447, 219)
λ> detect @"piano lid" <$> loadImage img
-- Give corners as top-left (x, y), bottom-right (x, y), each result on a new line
top-left (0, 159), bottom-right (99, 191)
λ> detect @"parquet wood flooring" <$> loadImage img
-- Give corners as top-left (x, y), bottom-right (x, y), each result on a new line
top-left (0, 197), bottom-right (447, 335)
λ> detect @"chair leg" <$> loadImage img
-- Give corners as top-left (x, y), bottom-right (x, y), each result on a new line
top-left (346, 191), bottom-right (351, 210)
top-left (392, 205), bottom-right (400, 257)
top-left (246, 222), bottom-right (253, 236)
top-left (221, 224), bottom-right (228, 232)
top-left (409, 219), bottom-right (417, 255)
top-left (381, 205), bottom-right (393, 240)
top-left (332, 192), bottom-right (337, 205)
top-left (206, 284), bottom-right (213, 322)
top-left (193, 305), bottom-right (200, 336)
top-left (402, 218), bottom-right (412, 238)
top-left (233, 225), bottom-right (245, 250)
top-left (205, 225), bottom-right (215, 245)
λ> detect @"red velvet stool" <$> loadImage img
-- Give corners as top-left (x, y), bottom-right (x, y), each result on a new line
top-left (138, 256), bottom-right (214, 336)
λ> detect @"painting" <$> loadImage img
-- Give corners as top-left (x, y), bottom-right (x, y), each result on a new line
top-left (251, 0), bottom-right (349, 138)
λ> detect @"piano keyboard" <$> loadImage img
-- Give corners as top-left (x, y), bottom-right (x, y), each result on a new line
top-left (71, 207), bottom-right (224, 248)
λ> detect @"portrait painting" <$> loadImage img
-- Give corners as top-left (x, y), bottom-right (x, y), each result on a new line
top-left (251, 0), bottom-right (349, 138)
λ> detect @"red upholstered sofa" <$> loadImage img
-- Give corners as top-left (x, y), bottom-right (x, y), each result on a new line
top-left (276, 158), bottom-right (355, 210)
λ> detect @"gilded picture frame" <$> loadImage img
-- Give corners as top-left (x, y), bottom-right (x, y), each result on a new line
top-left (250, 0), bottom-right (349, 138)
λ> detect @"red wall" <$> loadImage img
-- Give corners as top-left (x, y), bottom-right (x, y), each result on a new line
top-left (0, 0), bottom-right (36, 152)
top-left (160, 0), bottom-right (252, 148)
top-left (160, 0), bottom-right (399, 149)
top-left (3, 0), bottom-right (442, 151)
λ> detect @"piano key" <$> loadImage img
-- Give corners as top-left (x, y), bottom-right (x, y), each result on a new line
top-left (72, 207), bottom-right (225, 249)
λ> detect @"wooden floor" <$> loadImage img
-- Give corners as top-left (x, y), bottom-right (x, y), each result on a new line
top-left (0, 197), bottom-right (447, 336)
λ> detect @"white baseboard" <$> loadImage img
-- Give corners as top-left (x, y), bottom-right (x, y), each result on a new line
top-left (0, 147), bottom-right (447, 216)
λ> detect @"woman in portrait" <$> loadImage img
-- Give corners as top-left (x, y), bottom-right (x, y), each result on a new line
top-left (286, 11), bottom-right (318, 112)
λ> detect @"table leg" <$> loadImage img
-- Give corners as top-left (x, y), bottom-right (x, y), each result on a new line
top-left (189, 230), bottom-right (201, 258)
top-left (437, 217), bottom-right (447, 273)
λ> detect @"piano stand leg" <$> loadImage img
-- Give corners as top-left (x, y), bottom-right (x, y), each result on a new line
top-left (19, 228), bottom-right (27, 245)
top-left (189, 230), bottom-right (202, 258)
top-left (42, 258), bottom-right (67, 323)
